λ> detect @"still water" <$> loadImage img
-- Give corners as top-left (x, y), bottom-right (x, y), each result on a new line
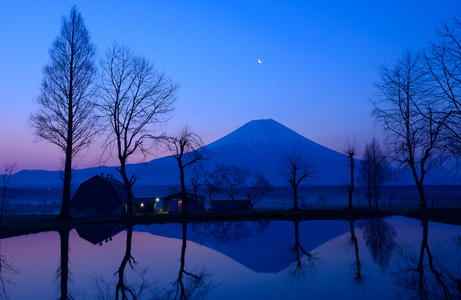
top-left (0, 216), bottom-right (460, 299)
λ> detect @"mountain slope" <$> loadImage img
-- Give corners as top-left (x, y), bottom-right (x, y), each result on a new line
top-left (200, 119), bottom-right (350, 186)
top-left (15, 119), bottom-right (351, 187)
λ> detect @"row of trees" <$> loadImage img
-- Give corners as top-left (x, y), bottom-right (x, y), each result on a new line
top-left (29, 7), bottom-right (177, 218)
top-left (372, 16), bottom-right (461, 210)
top-left (176, 162), bottom-right (273, 210)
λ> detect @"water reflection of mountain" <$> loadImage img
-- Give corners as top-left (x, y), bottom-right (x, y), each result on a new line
top-left (135, 220), bottom-right (350, 273)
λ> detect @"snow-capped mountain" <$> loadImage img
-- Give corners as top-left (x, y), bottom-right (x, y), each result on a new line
top-left (201, 119), bottom-right (350, 186)
top-left (14, 119), bottom-right (351, 187)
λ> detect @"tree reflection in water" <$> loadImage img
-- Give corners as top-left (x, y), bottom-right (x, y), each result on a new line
top-left (0, 241), bottom-right (19, 299)
top-left (361, 218), bottom-right (396, 272)
top-left (90, 226), bottom-right (154, 300)
top-left (286, 220), bottom-right (319, 284)
top-left (166, 222), bottom-right (215, 300)
top-left (347, 220), bottom-right (365, 288)
top-left (195, 222), bottom-right (251, 245)
top-left (57, 229), bottom-right (72, 300)
top-left (391, 220), bottom-right (459, 299)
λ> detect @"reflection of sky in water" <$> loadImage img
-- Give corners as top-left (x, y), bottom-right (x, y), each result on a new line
top-left (0, 216), bottom-right (460, 299)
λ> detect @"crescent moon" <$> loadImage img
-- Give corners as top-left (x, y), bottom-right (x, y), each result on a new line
top-left (258, 59), bottom-right (262, 64)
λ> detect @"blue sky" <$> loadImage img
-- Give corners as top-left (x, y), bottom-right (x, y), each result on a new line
top-left (1, 0), bottom-right (460, 170)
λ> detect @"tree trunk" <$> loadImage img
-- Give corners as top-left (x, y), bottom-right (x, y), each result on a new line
top-left (409, 163), bottom-right (427, 210)
top-left (59, 229), bottom-right (69, 300)
top-left (119, 159), bottom-right (133, 217)
top-left (116, 226), bottom-right (133, 299)
top-left (179, 164), bottom-right (188, 214)
top-left (61, 129), bottom-right (72, 219)
top-left (416, 182), bottom-right (427, 210)
top-left (61, 41), bottom-right (74, 220)
top-left (349, 220), bottom-right (361, 279)
top-left (367, 187), bottom-right (372, 209)
top-left (208, 189), bottom-right (213, 209)
top-left (374, 184), bottom-right (379, 210)
top-left (293, 183), bottom-right (299, 210)
top-left (348, 155), bottom-right (354, 209)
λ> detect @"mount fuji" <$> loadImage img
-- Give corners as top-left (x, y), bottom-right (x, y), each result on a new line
top-left (15, 119), bottom-right (351, 188)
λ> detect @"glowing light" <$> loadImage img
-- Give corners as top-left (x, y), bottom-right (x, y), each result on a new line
top-left (141, 203), bottom-right (144, 207)
top-left (155, 198), bottom-right (159, 202)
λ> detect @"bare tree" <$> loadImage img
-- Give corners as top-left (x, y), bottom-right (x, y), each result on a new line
top-left (343, 140), bottom-right (359, 210)
top-left (358, 145), bottom-right (373, 209)
top-left (318, 195), bottom-right (328, 207)
top-left (168, 126), bottom-right (208, 214)
top-left (425, 17), bottom-right (461, 166)
top-left (246, 173), bottom-right (273, 210)
top-left (189, 164), bottom-right (205, 199)
top-left (280, 150), bottom-right (313, 210)
top-left (203, 166), bottom-right (223, 209)
top-left (358, 138), bottom-right (393, 209)
top-left (99, 44), bottom-right (177, 216)
top-left (1, 163), bottom-right (19, 224)
top-left (30, 6), bottom-right (97, 218)
top-left (219, 165), bottom-right (249, 201)
top-left (372, 50), bottom-right (448, 210)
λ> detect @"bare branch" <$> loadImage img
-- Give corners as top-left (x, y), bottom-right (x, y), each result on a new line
top-left (99, 44), bottom-right (177, 216)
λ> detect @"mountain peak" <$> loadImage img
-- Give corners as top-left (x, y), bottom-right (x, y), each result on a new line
top-left (207, 119), bottom-right (321, 150)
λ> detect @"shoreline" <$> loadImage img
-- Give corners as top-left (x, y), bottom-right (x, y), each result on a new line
top-left (1, 208), bottom-right (460, 239)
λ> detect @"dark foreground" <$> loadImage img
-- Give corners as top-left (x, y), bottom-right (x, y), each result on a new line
top-left (1, 207), bottom-right (461, 239)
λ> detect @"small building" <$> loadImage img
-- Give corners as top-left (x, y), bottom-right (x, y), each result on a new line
top-left (70, 174), bottom-right (134, 217)
top-left (133, 197), bottom-right (159, 214)
top-left (161, 192), bottom-right (205, 213)
top-left (212, 199), bottom-right (250, 211)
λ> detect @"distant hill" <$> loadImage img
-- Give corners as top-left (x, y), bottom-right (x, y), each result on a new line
top-left (15, 119), bottom-right (354, 188)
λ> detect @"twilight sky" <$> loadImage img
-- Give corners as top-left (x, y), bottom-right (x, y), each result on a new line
top-left (1, 0), bottom-right (460, 171)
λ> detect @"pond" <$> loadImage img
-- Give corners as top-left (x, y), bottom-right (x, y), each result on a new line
top-left (0, 216), bottom-right (460, 299)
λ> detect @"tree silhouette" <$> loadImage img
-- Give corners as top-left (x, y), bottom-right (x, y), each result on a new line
top-left (199, 222), bottom-right (251, 245)
top-left (0, 241), bottom-right (19, 299)
top-left (347, 220), bottom-right (364, 286)
top-left (166, 223), bottom-right (214, 300)
top-left (372, 50), bottom-right (449, 210)
top-left (361, 218), bottom-right (396, 271)
top-left (115, 226), bottom-right (140, 300)
top-left (30, 6), bottom-right (98, 218)
top-left (99, 44), bottom-right (177, 216)
top-left (343, 140), bottom-right (359, 209)
top-left (280, 150), bottom-right (313, 210)
top-left (189, 164), bottom-right (205, 200)
top-left (168, 127), bottom-right (208, 214)
top-left (218, 165), bottom-right (249, 201)
top-left (88, 226), bottom-right (152, 299)
top-left (57, 229), bottom-right (72, 300)
top-left (391, 220), bottom-right (456, 299)
top-left (358, 138), bottom-right (393, 209)
top-left (286, 221), bottom-right (319, 284)
top-left (1, 163), bottom-right (19, 224)
top-left (426, 17), bottom-right (461, 165)
top-left (246, 173), bottom-right (273, 210)
top-left (203, 166), bottom-right (223, 209)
